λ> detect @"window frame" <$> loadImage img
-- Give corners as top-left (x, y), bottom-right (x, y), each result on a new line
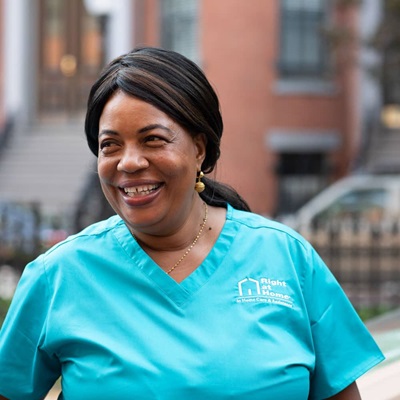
top-left (278, 0), bottom-right (330, 79)
top-left (160, 0), bottom-right (200, 64)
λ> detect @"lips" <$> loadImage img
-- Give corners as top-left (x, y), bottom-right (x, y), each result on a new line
top-left (121, 183), bottom-right (162, 197)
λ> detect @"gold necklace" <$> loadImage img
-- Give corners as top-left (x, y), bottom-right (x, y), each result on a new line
top-left (166, 202), bottom-right (208, 275)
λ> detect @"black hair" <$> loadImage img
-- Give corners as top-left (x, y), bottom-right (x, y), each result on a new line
top-left (85, 46), bottom-right (250, 212)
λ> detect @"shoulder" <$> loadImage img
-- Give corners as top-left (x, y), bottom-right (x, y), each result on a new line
top-left (226, 205), bottom-right (332, 304)
top-left (226, 205), bottom-right (319, 277)
top-left (43, 215), bottom-right (124, 259)
top-left (228, 205), bottom-right (309, 249)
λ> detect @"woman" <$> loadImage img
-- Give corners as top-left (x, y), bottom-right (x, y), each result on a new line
top-left (0, 47), bottom-right (383, 399)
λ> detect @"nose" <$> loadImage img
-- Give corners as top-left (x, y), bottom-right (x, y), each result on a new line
top-left (117, 147), bottom-right (149, 173)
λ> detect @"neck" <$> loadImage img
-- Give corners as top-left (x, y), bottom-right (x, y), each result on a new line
top-left (131, 198), bottom-right (208, 254)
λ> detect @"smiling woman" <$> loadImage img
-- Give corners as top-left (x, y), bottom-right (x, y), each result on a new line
top-left (0, 47), bottom-right (384, 400)
top-left (97, 92), bottom-right (207, 240)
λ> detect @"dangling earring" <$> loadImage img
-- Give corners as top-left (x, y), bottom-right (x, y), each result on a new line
top-left (195, 171), bottom-right (205, 193)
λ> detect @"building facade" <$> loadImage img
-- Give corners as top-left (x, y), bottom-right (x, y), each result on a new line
top-left (0, 0), bottom-right (372, 220)
top-left (134, 0), bottom-right (361, 216)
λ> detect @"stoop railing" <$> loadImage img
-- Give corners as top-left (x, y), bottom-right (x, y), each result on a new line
top-left (1, 205), bottom-right (400, 311)
top-left (0, 202), bottom-right (42, 271)
top-left (300, 219), bottom-right (400, 311)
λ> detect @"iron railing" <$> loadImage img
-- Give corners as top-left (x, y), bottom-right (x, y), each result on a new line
top-left (1, 203), bottom-right (400, 310)
top-left (300, 219), bottom-right (400, 310)
top-left (0, 202), bottom-right (42, 271)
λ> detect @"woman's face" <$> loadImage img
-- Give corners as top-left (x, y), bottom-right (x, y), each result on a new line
top-left (97, 91), bottom-right (206, 235)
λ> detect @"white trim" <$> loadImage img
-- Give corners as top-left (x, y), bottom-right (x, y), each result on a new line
top-left (105, 0), bottom-right (133, 62)
top-left (2, 0), bottom-right (37, 126)
top-left (84, 0), bottom-right (134, 62)
top-left (84, 0), bottom-right (114, 16)
top-left (267, 129), bottom-right (341, 152)
top-left (274, 79), bottom-right (337, 96)
top-left (4, 0), bottom-right (26, 119)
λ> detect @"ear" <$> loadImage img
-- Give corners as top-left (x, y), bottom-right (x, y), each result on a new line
top-left (193, 133), bottom-right (207, 170)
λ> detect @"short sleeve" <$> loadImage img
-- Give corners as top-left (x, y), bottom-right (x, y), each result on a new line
top-left (0, 256), bottom-right (60, 399)
top-left (303, 246), bottom-right (385, 399)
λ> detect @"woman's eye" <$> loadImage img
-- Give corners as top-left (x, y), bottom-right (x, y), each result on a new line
top-left (99, 141), bottom-right (111, 149)
top-left (145, 135), bottom-right (167, 144)
top-left (146, 135), bottom-right (161, 141)
top-left (99, 140), bottom-right (117, 152)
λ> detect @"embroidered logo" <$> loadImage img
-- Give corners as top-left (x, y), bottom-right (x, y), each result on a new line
top-left (236, 277), bottom-right (294, 308)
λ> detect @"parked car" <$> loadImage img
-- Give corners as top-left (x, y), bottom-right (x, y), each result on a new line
top-left (279, 174), bottom-right (400, 231)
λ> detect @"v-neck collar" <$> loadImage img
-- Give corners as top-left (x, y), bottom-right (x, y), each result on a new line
top-left (112, 204), bottom-right (238, 307)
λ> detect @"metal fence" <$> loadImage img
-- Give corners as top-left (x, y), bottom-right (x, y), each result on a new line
top-left (0, 202), bottom-right (42, 271)
top-left (300, 220), bottom-right (400, 310)
top-left (1, 203), bottom-right (400, 310)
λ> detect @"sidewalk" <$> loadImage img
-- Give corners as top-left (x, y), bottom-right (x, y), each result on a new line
top-left (358, 360), bottom-right (400, 400)
top-left (358, 308), bottom-right (400, 400)
top-left (45, 382), bottom-right (60, 400)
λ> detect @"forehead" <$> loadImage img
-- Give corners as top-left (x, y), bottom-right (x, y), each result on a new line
top-left (100, 91), bottom-right (170, 120)
top-left (97, 91), bottom-right (203, 147)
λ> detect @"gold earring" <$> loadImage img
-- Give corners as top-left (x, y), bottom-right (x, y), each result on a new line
top-left (195, 171), bottom-right (205, 193)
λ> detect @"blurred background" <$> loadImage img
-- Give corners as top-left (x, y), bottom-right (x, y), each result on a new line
top-left (1, 1), bottom-right (400, 397)
top-left (0, 0), bottom-right (400, 324)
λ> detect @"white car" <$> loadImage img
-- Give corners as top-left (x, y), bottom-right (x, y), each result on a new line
top-left (280, 174), bottom-right (400, 231)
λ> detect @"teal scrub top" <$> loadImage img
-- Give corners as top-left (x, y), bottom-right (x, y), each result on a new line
top-left (0, 205), bottom-right (384, 399)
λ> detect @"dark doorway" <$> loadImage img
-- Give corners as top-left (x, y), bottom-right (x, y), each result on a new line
top-left (38, 0), bottom-right (106, 121)
top-left (275, 152), bottom-right (329, 216)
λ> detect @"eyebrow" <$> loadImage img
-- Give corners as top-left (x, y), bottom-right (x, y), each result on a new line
top-left (98, 124), bottom-right (173, 137)
top-left (138, 124), bottom-right (174, 134)
top-left (98, 129), bottom-right (118, 138)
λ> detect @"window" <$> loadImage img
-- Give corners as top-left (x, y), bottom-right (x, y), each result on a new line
top-left (160, 0), bottom-right (199, 63)
top-left (382, 46), bottom-right (400, 105)
top-left (279, 0), bottom-right (329, 78)
top-left (276, 152), bottom-right (329, 215)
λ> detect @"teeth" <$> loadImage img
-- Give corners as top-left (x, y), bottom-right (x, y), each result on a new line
top-left (123, 184), bottom-right (158, 197)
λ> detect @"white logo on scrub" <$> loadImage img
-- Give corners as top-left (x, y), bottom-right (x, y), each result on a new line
top-left (236, 277), bottom-right (294, 308)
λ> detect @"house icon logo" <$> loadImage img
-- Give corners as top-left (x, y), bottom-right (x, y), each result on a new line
top-left (238, 278), bottom-right (260, 296)
top-left (236, 276), bottom-right (294, 308)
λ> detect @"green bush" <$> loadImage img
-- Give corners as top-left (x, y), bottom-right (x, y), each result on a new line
top-left (356, 305), bottom-right (392, 322)
top-left (0, 298), bottom-right (11, 328)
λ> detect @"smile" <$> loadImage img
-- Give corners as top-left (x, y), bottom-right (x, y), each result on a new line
top-left (122, 184), bottom-right (161, 197)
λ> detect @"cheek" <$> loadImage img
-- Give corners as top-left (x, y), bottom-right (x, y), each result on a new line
top-left (165, 160), bottom-right (196, 184)
top-left (97, 158), bottom-right (114, 181)
top-left (99, 180), bottom-right (118, 210)
top-left (164, 148), bottom-right (198, 177)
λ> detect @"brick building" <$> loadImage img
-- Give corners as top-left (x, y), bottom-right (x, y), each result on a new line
top-left (133, 0), bottom-right (360, 216)
top-left (0, 0), bottom-right (368, 222)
